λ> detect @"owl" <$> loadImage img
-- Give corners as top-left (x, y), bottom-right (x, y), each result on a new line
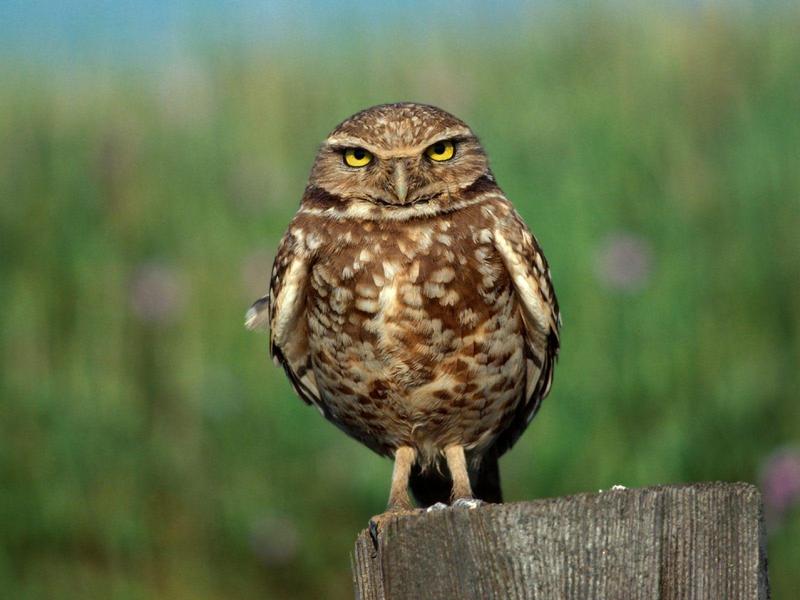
top-left (246, 103), bottom-right (560, 524)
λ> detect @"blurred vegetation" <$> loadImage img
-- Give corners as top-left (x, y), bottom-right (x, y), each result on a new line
top-left (1, 6), bottom-right (799, 599)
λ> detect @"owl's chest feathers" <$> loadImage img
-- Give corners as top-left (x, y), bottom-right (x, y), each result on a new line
top-left (306, 218), bottom-right (504, 360)
top-left (302, 215), bottom-right (526, 448)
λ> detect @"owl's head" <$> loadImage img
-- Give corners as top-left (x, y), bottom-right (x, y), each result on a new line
top-left (308, 103), bottom-right (492, 210)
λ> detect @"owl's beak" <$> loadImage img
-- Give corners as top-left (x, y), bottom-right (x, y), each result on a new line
top-left (392, 161), bottom-right (409, 203)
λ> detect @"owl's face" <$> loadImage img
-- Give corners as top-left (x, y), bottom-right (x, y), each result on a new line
top-left (308, 103), bottom-right (491, 209)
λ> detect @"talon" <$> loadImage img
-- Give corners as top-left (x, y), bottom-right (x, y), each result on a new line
top-left (426, 502), bottom-right (448, 512)
top-left (453, 497), bottom-right (484, 509)
top-left (367, 506), bottom-right (421, 548)
top-left (368, 519), bottom-right (379, 550)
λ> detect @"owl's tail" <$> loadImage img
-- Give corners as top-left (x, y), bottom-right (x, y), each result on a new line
top-left (409, 446), bottom-right (503, 508)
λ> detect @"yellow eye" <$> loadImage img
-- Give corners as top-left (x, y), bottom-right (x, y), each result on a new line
top-left (426, 140), bottom-right (455, 162)
top-left (344, 147), bottom-right (373, 168)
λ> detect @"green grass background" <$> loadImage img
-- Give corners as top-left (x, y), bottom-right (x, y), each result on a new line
top-left (1, 6), bottom-right (799, 599)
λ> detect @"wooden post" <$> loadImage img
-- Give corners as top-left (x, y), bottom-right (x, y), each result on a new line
top-left (352, 482), bottom-right (769, 600)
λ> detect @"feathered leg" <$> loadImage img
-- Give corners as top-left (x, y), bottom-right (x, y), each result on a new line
top-left (445, 445), bottom-right (484, 509)
top-left (387, 446), bottom-right (416, 510)
top-left (409, 445), bottom-right (503, 507)
top-left (368, 446), bottom-right (419, 539)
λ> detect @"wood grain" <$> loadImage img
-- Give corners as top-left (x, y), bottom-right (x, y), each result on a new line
top-left (352, 482), bottom-right (769, 600)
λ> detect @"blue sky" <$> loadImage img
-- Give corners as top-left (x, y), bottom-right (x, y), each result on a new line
top-left (1, 0), bottom-right (539, 66)
top-left (1, 0), bottom-right (774, 68)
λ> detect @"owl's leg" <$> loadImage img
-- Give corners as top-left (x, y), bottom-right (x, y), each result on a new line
top-left (368, 446), bottom-right (419, 543)
top-left (445, 445), bottom-right (484, 509)
top-left (387, 445), bottom-right (416, 510)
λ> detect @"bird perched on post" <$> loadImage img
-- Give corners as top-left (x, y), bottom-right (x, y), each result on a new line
top-left (246, 103), bottom-right (560, 525)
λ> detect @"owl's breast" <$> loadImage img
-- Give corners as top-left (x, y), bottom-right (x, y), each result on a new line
top-left (302, 214), bottom-right (528, 455)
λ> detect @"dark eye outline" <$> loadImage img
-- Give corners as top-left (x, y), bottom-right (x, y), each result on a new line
top-left (343, 147), bottom-right (373, 168)
top-left (425, 139), bottom-right (456, 162)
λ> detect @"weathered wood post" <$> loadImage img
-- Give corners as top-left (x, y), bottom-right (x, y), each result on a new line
top-left (352, 482), bottom-right (769, 600)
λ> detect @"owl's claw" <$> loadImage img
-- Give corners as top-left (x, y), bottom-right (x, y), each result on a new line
top-left (453, 497), bottom-right (484, 509)
top-left (368, 506), bottom-right (422, 548)
top-left (426, 502), bottom-right (449, 512)
top-left (368, 519), bottom-right (380, 550)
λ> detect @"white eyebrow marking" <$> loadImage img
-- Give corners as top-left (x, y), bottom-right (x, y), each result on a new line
top-left (324, 127), bottom-right (474, 159)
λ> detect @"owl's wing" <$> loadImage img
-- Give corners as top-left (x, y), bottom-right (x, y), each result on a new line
top-left (246, 228), bottom-right (324, 414)
top-left (491, 204), bottom-right (561, 455)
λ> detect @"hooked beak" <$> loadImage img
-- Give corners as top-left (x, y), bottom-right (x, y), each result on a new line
top-left (393, 160), bottom-right (409, 203)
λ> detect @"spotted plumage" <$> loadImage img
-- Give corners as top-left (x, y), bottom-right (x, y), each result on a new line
top-left (247, 103), bottom-right (560, 516)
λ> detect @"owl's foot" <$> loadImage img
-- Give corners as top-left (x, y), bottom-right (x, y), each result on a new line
top-left (452, 497), bottom-right (485, 509)
top-left (368, 506), bottom-right (422, 548)
top-left (426, 502), bottom-right (449, 512)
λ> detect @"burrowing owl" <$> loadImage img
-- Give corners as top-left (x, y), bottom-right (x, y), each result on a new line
top-left (246, 103), bottom-right (560, 521)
